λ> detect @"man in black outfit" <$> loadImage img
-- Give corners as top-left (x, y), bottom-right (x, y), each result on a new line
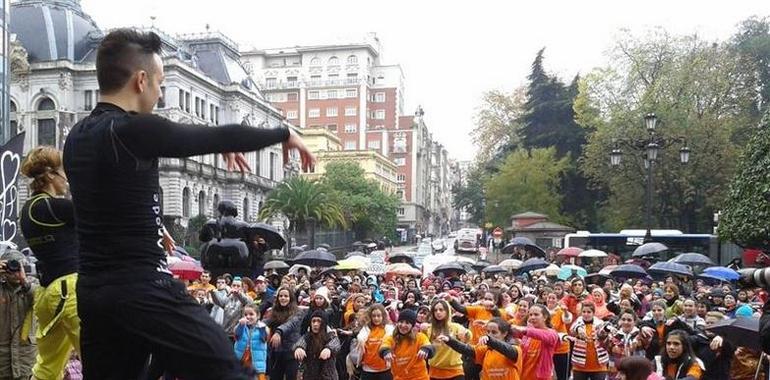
top-left (63, 29), bottom-right (314, 380)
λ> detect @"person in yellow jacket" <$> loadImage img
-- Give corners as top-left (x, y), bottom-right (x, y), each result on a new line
top-left (425, 299), bottom-right (471, 380)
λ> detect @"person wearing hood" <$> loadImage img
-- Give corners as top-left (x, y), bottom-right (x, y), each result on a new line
top-left (663, 285), bottom-right (684, 319)
top-left (293, 310), bottom-right (341, 380)
top-left (590, 288), bottom-right (614, 321)
top-left (562, 278), bottom-right (589, 317)
top-left (272, 286), bottom-right (336, 356)
top-left (379, 309), bottom-right (433, 380)
top-left (687, 311), bottom-right (733, 380)
top-left (425, 299), bottom-right (471, 380)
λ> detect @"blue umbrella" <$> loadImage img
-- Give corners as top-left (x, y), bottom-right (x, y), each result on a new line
top-left (702, 266), bottom-right (740, 281)
top-left (609, 264), bottom-right (648, 279)
top-left (697, 273), bottom-right (729, 286)
top-left (648, 261), bottom-right (693, 278)
top-left (558, 265), bottom-right (588, 280)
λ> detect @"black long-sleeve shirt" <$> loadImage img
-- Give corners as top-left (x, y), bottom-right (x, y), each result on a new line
top-left (63, 103), bottom-right (289, 284)
top-left (445, 335), bottom-right (519, 361)
top-left (20, 192), bottom-right (78, 286)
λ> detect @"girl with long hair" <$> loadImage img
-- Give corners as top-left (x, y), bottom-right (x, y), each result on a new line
top-left (606, 310), bottom-right (644, 380)
top-left (512, 304), bottom-right (560, 380)
top-left (355, 304), bottom-right (395, 380)
top-left (426, 299), bottom-right (470, 380)
top-left (544, 291), bottom-right (572, 380)
top-left (379, 310), bottom-right (433, 380)
top-left (654, 330), bottom-right (702, 380)
top-left (438, 317), bottom-right (522, 380)
top-left (294, 310), bottom-right (341, 380)
top-left (265, 286), bottom-right (300, 380)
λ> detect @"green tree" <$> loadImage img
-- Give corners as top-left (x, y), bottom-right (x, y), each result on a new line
top-left (484, 148), bottom-right (570, 228)
top-left (451, 164), bottom-right (487, 225)
top-left (319, 161), bottom-right (400, 239)
top-left (471, 88), bottom-right (526, 164)
top-left (258, 176), bottom-right (346, 232)
top-left (732, 16), bottom-right (770, 119)
top-left (577, 28), bottom-right (754, 232)
top-left (718, 109), bottom-right (770, 250)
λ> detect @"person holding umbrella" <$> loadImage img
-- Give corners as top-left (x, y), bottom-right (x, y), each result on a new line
top-left (687, 311), bottom-right (733, 380)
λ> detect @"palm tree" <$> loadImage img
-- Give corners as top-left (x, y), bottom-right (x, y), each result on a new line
top-left (259, 176), bottom-right (347, 232)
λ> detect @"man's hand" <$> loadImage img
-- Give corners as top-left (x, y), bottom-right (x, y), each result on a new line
top-left (222, 152), bottom-right (251, 174)
top-left (283, 129), bottom-right (316, 173)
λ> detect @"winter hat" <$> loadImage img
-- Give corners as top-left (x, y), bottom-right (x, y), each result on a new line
top-left (398, 309), bottom-right (418, 325)
top-left (735, 304), bottom-right (754, 318)
top-left (314, 286), bottom-right (331, 304)
top-left (310, 309), bottom-right (329, 326)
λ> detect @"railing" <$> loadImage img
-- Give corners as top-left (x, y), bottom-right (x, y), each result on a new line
top-left (159, 158), bottom-right (278, 190)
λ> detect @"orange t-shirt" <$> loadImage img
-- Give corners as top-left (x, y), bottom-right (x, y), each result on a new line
top-left (575, 323), bottom-right (607, 373)
top-left (550, 308), bottom-right (570, 354)
top-left (466, 306), bottom-right (495, 345)
top-left (665, 362), bottom-right (702, 379)
top-left (362, 326), bottom-right (389, 372)
top-left (474, 344), bottom-right (522, 380)
top-left (521, 338), bottom-right (541, 379)
top-left (508, 315), bottom-right (527, 327)
top-left (655, 322), bottom-right (666, 347)
top-left (381, 333), bottom-right (431, 380)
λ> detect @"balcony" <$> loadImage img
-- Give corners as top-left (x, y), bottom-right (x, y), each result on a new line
top-left (262, 81), bottom-right (300, 90)
top-left (159, 158), bottom-right (278, 191)
top-left (306, 78), bottom-right (361, 88)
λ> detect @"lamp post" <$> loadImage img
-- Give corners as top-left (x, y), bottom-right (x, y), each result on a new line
top-left (609, 113), bottom-right (691, 243)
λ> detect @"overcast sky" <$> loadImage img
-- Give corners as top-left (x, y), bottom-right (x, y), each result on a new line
top-left (81, 0), bottom-right (769, 161)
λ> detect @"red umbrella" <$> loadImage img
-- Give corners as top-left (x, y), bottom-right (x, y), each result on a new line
top-left (556, 247), bottom-right (583, 258)
top-left (169, 260), bottom-right (203, 281)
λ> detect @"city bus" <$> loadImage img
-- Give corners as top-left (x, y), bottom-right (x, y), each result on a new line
top-left (563, 230), bottom-right (742, 265)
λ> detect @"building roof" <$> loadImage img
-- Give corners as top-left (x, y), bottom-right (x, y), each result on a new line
top-left (11, 0), bottom-right (103, 63)
top-left (511, 211), bottom-right (548, 219)
top-left (506, 221), bottom-right (575, 232)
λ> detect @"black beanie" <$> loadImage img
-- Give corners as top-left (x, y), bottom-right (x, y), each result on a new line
top-left (398, 309), bottom-right (417, 325)
top-left (311, 309), bottom-right (328, 324)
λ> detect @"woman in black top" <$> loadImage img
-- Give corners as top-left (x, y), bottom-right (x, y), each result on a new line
top-left (19, 146), bottom-right (80, 379)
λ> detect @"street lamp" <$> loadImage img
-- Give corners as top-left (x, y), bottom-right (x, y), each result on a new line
top-left (609, 113), bottom-right (692, 242)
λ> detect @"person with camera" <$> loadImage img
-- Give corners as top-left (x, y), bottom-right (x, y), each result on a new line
top-left (18, 146), bottom-right (81, 380)
top-left (0, 251), bottom-right (36, 380)
top-left (210, 276), bottom-right (254, 337)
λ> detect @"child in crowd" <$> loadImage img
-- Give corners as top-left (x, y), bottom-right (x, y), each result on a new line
top-left (234, 304), bottom-right (269, 380)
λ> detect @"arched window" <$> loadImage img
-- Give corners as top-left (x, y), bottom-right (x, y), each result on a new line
top-left (347, 55), bottom-right (358, 65)
top-left (37, 97), bottom-right (55, 111)
top-left (213, 194), bottom-right (220, 213)
top-left (10, 101), bottom-right (16, 113)
top-left (310, 57), bottom-right (320, 66)
top-left (182, 187), bottom-right (191, 218)
top-left (328, 56), bottom-right (339, 66)
top-left (242, 197), bottom-right (250, 222)
top-left (198, 190), bottom-right (206, 216)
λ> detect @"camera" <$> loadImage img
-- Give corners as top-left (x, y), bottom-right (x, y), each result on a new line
top-left (4, 259), bottom-right (20, 273)
top-left (738, 268), bottom-right (770, 289)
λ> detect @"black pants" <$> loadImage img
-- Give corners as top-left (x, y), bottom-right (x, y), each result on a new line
top-left (573, 372), bottom-right (607, 380)
top-left (553, 352), bottom-right (570, 380)
top-left (462, 353), bottom-right (481, 380)
top-left (269, 349), bottom-right (299, 380)
top-left (77, 276), bottom-right (248, 380)
top-left (360, 370), bottom-right (392, 380)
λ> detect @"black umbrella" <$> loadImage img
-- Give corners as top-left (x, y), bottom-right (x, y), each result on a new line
top-left (292, 249), bottom-right (338, 268)
top-left (345, 251), bottom-right (365, 258)
top-left (609, 264), bottom-right (648, 279)
top-left (501, 242), bottom-right (547, 257)
top-left (317, 243), bottom-right (331, 250)
top-left (352, 241), bottom-right (365, 247)
top-left (388, 253), bottom-right (414, 264)
top-left (481, 265), bottom-right (507, 274)
top-left (289, 246), bottom-right (305, 256)
top-left (585, 273), bottom-right (612, 286)
top-left (517, 258), bottom-right (549, 273)
top-left (433, 262), bottom-right (467, 276)
top-left (706, 317), bottom-right (761, 351)
top-left (247, 223), bottom-right (286, 250)
top-left (670, 253), bottom-right (715, 267)
top-left (263, 260), bottom-right (290, 270)
top-left (648, 261), bottom-right (693, 278)
top-left (472, 260), bottom-right (493, 271)
top-left (632, 242), bottom-right (668, 257)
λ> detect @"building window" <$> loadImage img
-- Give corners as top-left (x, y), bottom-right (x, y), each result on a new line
top-left (346, 89), bottom-right (357, 98)
top-left (398, 208), bottom-right (405, 216)
top-left (182, 187), bottom-right (191, 218)
top-left (347, 55), bottom-right (358, 64)
top-left (286, 110), bottom-right (298, 119)
top-left (287, 76), bottom-right (298, 86)
top-left (394, 158), bottom-right (406, 166)
top-left (185, 92), bottom-right (191, 113)
top-left (344, 124), bottom-right (357, 133)
top-left (375, 110), bottom-right (385, 119)
top-left (265, 78), bottom-right (277, 88)
top-left (198, 191), bottom-right (206, 216)
top-left (345, 107), bottom-right (357, 116)
top-left (158, 87), bottom-right (166, 108)
top-left (287, 92), bottom-right (298, 101)
top-left (344, 141), bottom-right (356, 150)
top-left (308, 91), bottom-right (319, 100)
top-left (84, 90), bottom-right (93, 111)
top-left (375, 92), bottom-right (386, 102)
top-left (327, 90), bottom-right (337, 99)
top-left (38, 97), bottom-right (55, 111)
top-left (209, 104), bottom-right (216, 123)
top-left (397, 174), bottom-right (406, 182)
top-left (195, 97), bottom-right (201, 117)
top-left (269, 152), bottom-right (277, 180)
top-left (243, 197), bottom-right (250, 221)
top-left (396, 190), bottom-right (404, 200)
top-left (37, 119), bottom-right (56, 146)
top-left (328, 73), bottom-right (339, 80)
top-left (310, 75), bottom-right (321, 83)
top-left (326, 107), bottom-right (338, 117)
top-left (328, 56), bottom-right (339, 66)
top-left (327, 124), bottom-right (338, 132)
top-left (178, 89), bottom-right (184, 109)
top-left (310, 57), bottom-right (321, 66)
top-left (367, 140), bottom-right (380, 149)
top-left (213, 194), bottom-right (220, 210)
top-left (309, 108), bottom-right (320, 118)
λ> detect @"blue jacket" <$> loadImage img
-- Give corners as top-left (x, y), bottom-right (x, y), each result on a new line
top-left (234, 322), bottom-right (268, 373)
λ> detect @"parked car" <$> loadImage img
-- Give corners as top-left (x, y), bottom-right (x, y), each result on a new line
top-left (454, 233), bottom-right (478, 254)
